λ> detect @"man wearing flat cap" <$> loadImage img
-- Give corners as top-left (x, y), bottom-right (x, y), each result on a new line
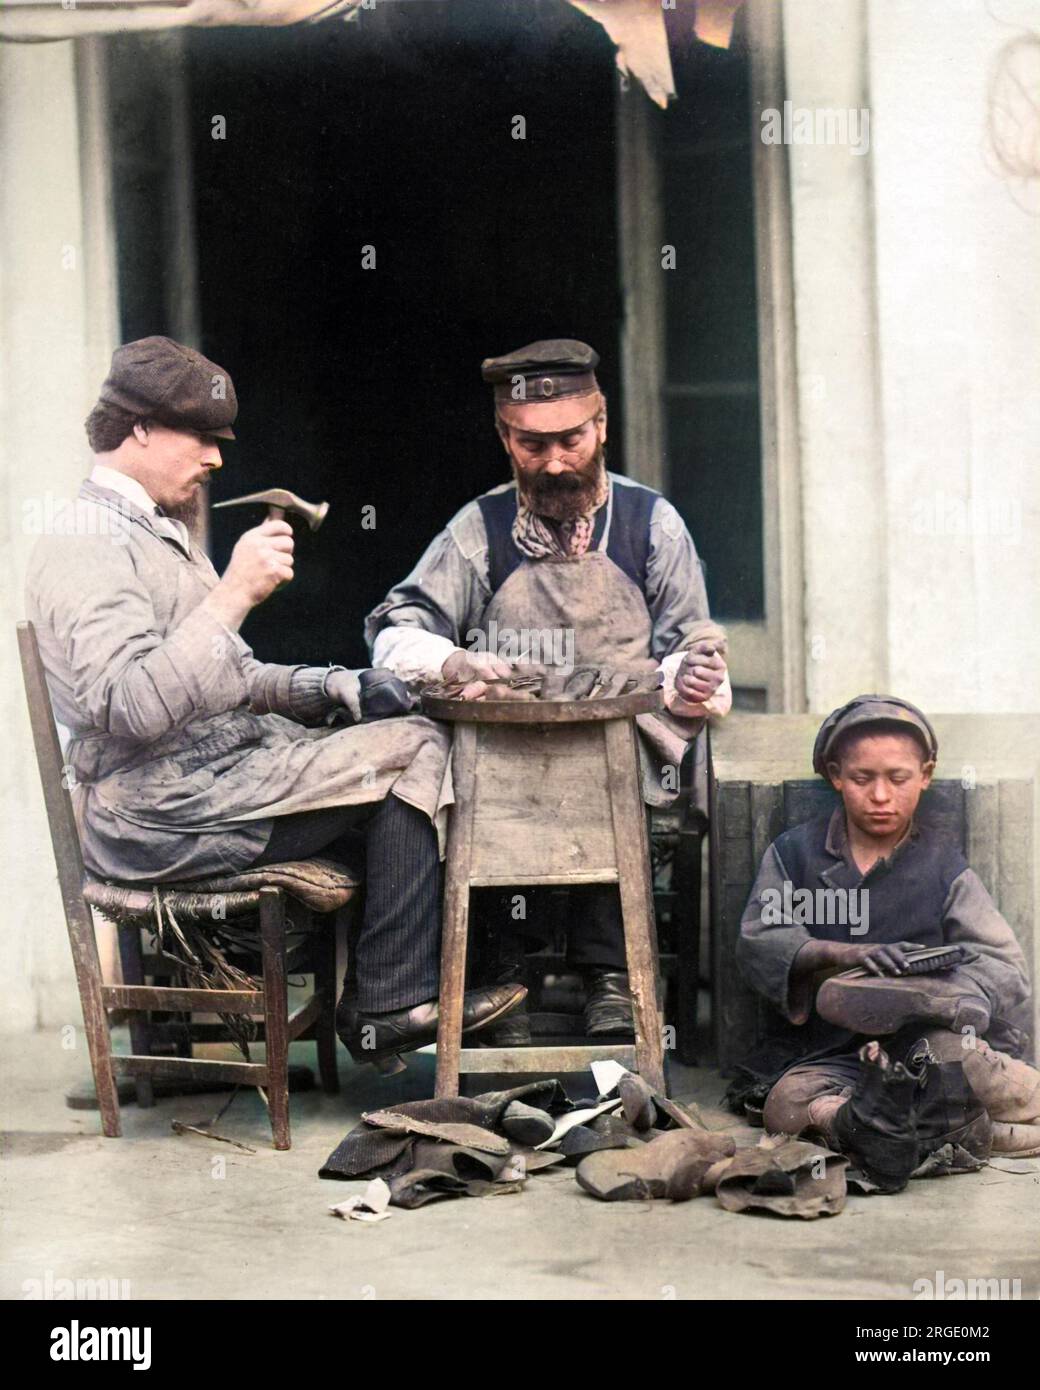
top-left (25, 337), bottom-right (526, 1072)
top-left (735, 695), bottom-right (1034, 1188)
top-left (366, 339), bottom-right (732, 1040)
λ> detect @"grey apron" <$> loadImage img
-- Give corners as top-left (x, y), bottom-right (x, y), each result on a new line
top-left (480, 549), bottom-right (704, 807)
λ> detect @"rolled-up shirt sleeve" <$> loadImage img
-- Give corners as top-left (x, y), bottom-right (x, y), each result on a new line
top-left (736, 842), bottom-right (816, 1024)
top-left (372, 627), bottom-right (457, 683)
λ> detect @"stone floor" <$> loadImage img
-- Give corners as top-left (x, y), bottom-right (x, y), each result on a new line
top-left (2, 1029), bottom-right (1038, 1301)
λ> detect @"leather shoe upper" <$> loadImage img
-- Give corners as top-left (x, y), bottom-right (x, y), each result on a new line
top-left (337, 983), bottom-right (527, 1062)
top-left (584, 969), bottom-right (635, 1038)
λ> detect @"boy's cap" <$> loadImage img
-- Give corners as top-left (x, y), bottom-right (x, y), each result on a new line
top-left (99, 336), bottom-right (237, 438)
top-left (813, 695), bottom-right (938, 775)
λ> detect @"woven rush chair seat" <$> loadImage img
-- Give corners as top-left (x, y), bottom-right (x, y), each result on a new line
top-left (83, 857), bottom-right (360, 924)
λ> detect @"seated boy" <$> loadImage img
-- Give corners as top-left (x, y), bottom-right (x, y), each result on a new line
top-left (736, 695), bottom-right (1035, 1191)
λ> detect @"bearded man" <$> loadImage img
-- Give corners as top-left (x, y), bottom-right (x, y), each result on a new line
top-left (365, 340), bottom-right (732, 1041)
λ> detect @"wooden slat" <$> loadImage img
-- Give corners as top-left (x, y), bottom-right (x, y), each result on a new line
top-left (714, 782), bottom-right (761, 1075)
top-left (469, 870), bottom-right (618, 887)
top-left (112, 1054), bottom-right (266, 1084)
top-left (456, 1044), bottom-right (637, 1074)
top-left (965, 780), bottom-right (999, 900)
top-left (102, 984), bottom-right (263, 1012)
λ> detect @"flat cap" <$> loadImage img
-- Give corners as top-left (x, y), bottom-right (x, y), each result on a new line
top-left (813, 695), bottom-right (938, 775)
top-left (99, 336), bottom-right (237, 439)
top-left (481, 339), bottom-right (600, 403)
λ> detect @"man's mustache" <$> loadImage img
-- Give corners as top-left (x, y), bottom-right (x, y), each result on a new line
top-left (530, 470), bottom-right (589, 496)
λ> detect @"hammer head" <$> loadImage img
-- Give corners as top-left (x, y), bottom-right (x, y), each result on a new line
top-left (212, 488), bottom-right (329, 532)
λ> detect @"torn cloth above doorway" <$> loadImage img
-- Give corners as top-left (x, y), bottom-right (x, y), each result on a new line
top-left (1, 0), bottom-right (742, 110)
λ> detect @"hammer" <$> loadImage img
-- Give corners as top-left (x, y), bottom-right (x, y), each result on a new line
top-left (212, 487), bottom-right (329, 532)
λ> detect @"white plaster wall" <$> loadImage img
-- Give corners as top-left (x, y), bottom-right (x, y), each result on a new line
top-left (784, 0), bottom-right (1040, 713)
top-left (0, 42), bottom-right (117, 1033)
top-left (867, 0), bottom-right (1040, 712)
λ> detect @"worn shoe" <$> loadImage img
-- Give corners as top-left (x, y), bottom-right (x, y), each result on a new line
top-left (336, 984), bottom-right (528, 1070)
top-left (714, 1138), bottom-right (849, 1219)
top-left (584, 969), bottom-right (635, 1037)
top-left (576, 1129), bottom-right (735, 1202)
top-left (990, 1120), bottom-right (1040, 1157)
top-left (500, 1100), bottom-right (555, 1146)
top-left (817, 967), bottom-right (991, 1037)
top-left (831, 1039), bottom-right (927, 1193)
top-left (963, 1041), bottom-right (1040, 1124)
top-left (908, 1037), bottom-right (992, 1175)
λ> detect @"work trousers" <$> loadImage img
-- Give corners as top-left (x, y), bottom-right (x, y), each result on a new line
top-left (247, 794), bottom-right (441, 1013)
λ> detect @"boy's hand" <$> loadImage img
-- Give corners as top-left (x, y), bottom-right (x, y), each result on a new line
top-left (845, 940), bottom-right (927, 976)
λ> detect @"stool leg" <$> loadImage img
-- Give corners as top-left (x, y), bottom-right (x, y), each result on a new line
top-left (435, 724), bottom-right (478, 1099)
top-left (315, 909), bottom-right (341, 1095)
top-left (604, 719), bottom-right (666, 1095)
top-left (259, 887), bottom-right (291, 1150)
top-left (116, 923), bottom-right (154, 1108)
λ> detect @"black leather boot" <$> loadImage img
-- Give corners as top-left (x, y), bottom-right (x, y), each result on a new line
top-left (336, 983), bottom-right (527, 1071)
top-left (832, 1039), bottom-right (927, 1193)
top-left (584, 968), bottom-right (635, 1038)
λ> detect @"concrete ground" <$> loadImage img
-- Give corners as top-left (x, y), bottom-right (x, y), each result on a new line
top-left (2, 1029), bottom-right (1038, 1302)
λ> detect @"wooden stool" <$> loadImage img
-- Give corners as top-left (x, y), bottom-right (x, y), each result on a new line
top-left (427, 690), bottom-right (667, 1098)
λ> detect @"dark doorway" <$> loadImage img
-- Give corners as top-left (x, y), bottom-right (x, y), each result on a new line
top-left (184, 0), bottom-right (621, 667)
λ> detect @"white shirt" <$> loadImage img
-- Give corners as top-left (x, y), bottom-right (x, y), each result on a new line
top-left (89, 463), bottom-right (191, 554)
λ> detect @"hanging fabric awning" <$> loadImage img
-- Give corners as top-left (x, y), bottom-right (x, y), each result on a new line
top-left (2, 0), bottom-right (741, 104)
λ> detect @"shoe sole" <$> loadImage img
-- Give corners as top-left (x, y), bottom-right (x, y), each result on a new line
top-left (818, 978), bottom-right (990, 1036)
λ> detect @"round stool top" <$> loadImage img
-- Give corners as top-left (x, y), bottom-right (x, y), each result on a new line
top-left (420, 688), bottom-right (663, 724)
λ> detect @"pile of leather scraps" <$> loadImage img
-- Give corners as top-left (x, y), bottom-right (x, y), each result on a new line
top-left (319, 1064), bottom-right (850, 1220)
top-left (319, 1080), bottom-right (575, 1210)
top-left (424, 664), bottom-right (663, 703)
top-left (318, 1064), bottom-right (706, 1212)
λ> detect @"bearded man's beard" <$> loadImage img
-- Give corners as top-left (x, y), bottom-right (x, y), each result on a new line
top-left (514, 443), bottom-right (608, 522)
top-left (164, 490), bottom-right (204, 533)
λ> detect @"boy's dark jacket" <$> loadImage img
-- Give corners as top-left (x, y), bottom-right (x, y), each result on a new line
top-left (735, 808), bottom-right (1031, 1086)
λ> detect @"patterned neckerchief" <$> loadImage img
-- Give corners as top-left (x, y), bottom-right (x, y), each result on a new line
top-left (511, 470), bottom-right (610, 560)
